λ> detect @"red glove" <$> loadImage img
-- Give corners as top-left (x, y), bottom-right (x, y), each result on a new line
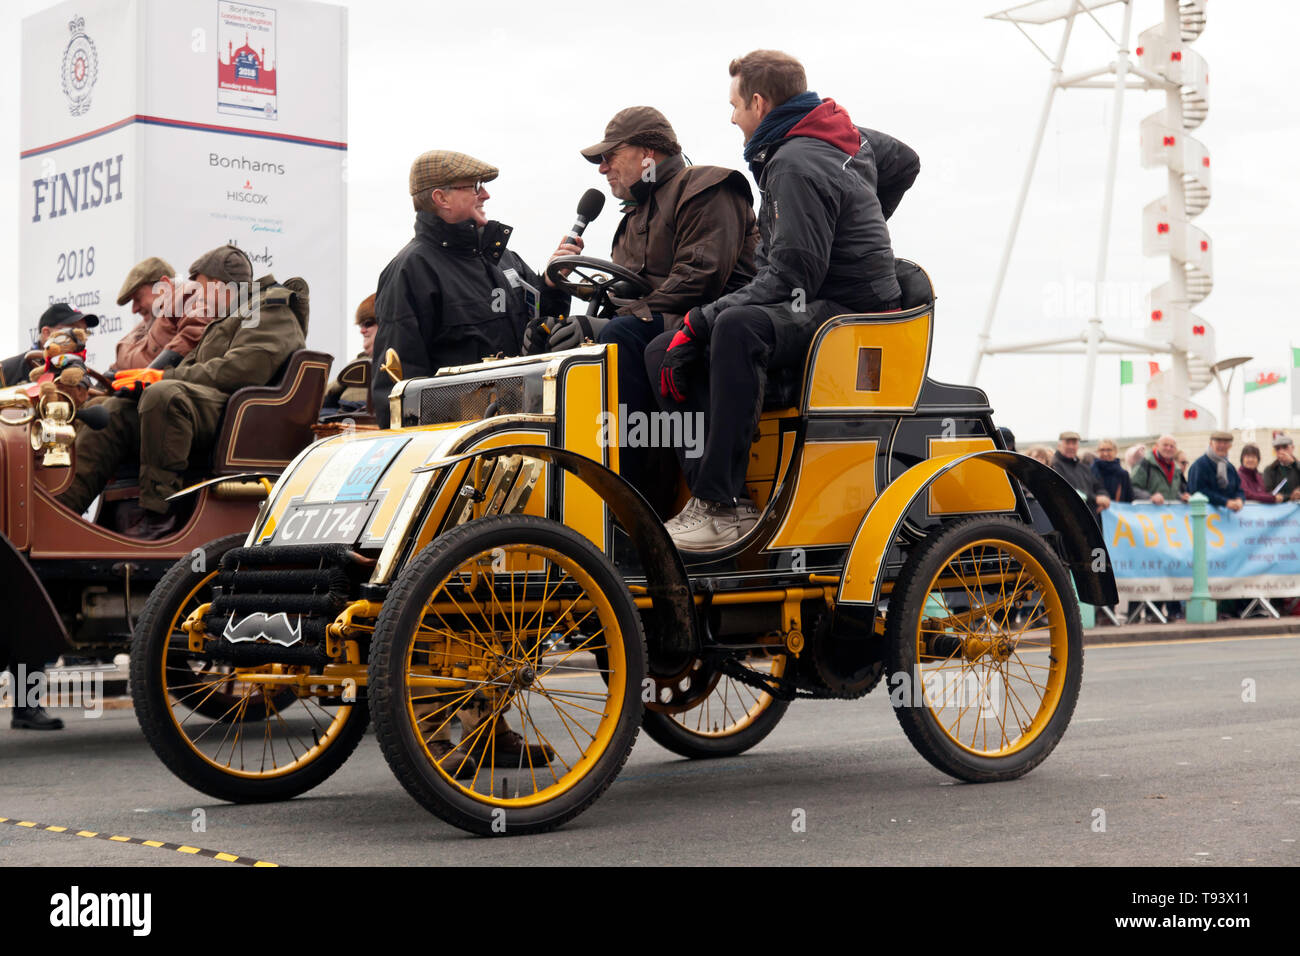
top-left (659, 310), bottom-right (710, 403)
top-left (112, 368), bottom-right (164, 394)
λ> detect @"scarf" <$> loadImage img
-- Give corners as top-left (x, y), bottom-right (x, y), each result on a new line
top-left (743, 91), bottom-right (823, 168)
top-left (1151, 449), bottom-right (1176, 485)
top-left (1205, 446), bottom-right (1231, 490)
top-left (1092, 457), bottom-right (1129, 499)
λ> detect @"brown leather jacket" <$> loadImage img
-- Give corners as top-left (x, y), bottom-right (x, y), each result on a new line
top-left (609, 154), bottom-right (758, 331)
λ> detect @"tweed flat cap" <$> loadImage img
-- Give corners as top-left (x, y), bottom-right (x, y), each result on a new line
top-left (116, 256), bottom-right (175, 306)
top-left (1058, 430), bottom-right (1081, 441)
top-left (1273, 433), bottom-right (1294, 448)
top-left (189, 244), bottom-right (254, 285)
top-left (409, 150), bottom-right (499, 196)
top-left (1210, 430), bottom-right (1234, 441)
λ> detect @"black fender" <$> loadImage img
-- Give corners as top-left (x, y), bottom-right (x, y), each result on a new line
top-left (416, 444), bottom-right (699, 676)
top-left (0, 531), bottom-right (72, 667)
top-left (839, 450), bottom-right (1118, 614)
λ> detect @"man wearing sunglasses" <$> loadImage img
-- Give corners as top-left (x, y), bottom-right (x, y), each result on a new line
top-left (371, 150), bottom-right (573, 426)
top-left (551, 107), bottom-right (758, 516)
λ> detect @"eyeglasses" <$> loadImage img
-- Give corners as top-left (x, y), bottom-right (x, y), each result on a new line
top-left (439, 181), bottom-right (486, 193)
top-left (598, 146), bottom-right (626, 165)
top-left (360, 320), bottom-right (377, 330)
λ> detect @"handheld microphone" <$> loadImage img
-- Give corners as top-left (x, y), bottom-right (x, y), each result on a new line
top-left (566, 189), bottom-right (606, 242)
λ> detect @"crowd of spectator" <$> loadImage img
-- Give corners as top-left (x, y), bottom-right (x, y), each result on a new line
top-left (1022, 429), bottom-right (1300, 514)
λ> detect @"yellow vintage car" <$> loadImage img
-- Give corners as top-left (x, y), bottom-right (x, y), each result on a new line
top-left (130, 258), bottom-right (1116, 836)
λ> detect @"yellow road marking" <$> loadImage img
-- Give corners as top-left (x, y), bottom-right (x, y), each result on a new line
top-left (0, 816), bottom-right (278, 867)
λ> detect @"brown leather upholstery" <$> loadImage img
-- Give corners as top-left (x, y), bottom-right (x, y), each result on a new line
top-left (212, 350), bottom-right (333, 476)
top-left (318, 357), bottom-right (377, 426)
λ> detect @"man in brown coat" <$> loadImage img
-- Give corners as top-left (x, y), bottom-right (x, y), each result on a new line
top-left (60, 245), bottom-right (307, 538)
top-left (556, 107), bottom-right (758, 512)
top-left (111, 257), bottom-right (214, 371)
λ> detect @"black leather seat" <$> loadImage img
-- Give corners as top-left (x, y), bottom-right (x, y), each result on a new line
top-left (761, 259), bottom-right (933, 410)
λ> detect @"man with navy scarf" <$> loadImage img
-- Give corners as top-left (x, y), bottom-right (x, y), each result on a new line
top-left (646, 49), bottom-right (917, 551)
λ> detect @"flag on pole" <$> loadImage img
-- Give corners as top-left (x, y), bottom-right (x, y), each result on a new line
top-left (1244, 370), bottom-right (1287, 393)
top-left (1120, 360), bottom-right (1161, 385)
top-left (1292, 346), bottom-right (1300, 418)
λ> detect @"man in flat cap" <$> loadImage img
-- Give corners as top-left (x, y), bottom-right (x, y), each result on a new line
top-left (60, 244), bottom-right (309, 538)
top-left (1188, 430), bottom-right (1245, 511)
top-left (541, 106), bottom-right (759, 516)
top-left (110, 256), bottom-right (212, 372)
top-left (1051, 430), bottom-right (1111, 514)
top-left (0, 303), bottom-right (99, 388)
top-left (1263, 433), bottom-right (1300, 503)
top-left (371, 150), bottom-right (573, 426)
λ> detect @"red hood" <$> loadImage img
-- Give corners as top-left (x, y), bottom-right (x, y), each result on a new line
top-left (786, 99), bottom-right (861, 156)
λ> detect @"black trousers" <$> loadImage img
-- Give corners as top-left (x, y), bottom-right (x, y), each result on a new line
top-left (645, 305), bottom-right (782, 505)
top-left (598, 313), bottom-right (678, 517)
top-left (644, 293), bottom-right (901, 506)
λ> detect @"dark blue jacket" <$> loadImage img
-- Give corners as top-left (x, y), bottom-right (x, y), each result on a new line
top-left (1187, 453), bottom-right (1242, 507)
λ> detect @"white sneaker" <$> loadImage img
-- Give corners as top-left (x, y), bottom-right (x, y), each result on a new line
top-left (664, 497), bottom-right (706, 536)
top-left (666, 497), bottom-right (759, 552)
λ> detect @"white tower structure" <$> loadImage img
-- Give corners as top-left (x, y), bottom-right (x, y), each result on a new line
top-left (1138, 0), bottom-right (1214, 433)
top-left (969, 0), bottom-right (1214, 435)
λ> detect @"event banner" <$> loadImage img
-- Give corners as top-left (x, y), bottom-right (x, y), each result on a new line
top-left (19, 0), bottom-right (346, 370)
top-left (1101, 501), bottom-right (1300, 600)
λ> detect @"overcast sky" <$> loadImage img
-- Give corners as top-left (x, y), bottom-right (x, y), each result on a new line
top-left (3, 0), bottom-right (1297, 442)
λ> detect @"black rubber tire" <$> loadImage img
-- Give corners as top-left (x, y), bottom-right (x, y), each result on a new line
top-left (641, 660), bottom-right (790, 759)
top-left (130, 533), bottom-right (369, 803)
top-left (884, 515), bottom-right (1083, 783)
top-left (368, 515), bottom-right (646, 836)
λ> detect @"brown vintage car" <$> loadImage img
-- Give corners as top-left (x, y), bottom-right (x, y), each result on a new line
top-left (0, 348), bottom-right (336, 672)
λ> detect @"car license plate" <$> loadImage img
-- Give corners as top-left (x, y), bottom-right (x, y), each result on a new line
top-left (274, 500), bottom-right (377, 545)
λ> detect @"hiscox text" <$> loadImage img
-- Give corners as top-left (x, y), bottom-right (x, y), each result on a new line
top-left (31, 154), bottom-right (124, 222)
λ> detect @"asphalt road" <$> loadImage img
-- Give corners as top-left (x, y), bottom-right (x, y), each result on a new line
top-left (1, 635), bottom-right (1296, 866)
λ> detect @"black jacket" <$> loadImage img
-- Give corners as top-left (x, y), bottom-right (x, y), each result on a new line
top-left (1052, 451), bottom-right (1107, 509)
top-left (863, 127), bottom-right (921, 220)
top-left (700, 103), bottom-right (908, 358)
top-left (371, 213), bottom-right (568, 426)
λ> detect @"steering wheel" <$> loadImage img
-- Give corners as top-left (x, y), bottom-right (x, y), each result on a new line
top-left (544, 256), bottom-right (654, 317)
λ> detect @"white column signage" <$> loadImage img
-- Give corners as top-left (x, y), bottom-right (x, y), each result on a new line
top-left (19, 0), bottom-right (347, 372)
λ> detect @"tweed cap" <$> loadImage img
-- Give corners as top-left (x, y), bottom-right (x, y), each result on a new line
top-left (189, 245), bottom-right (254, 285)
top-left (1058, 430), bottom-right (1081, 441)
top-left (1210, 430), bottom-right (1234, 441)
top-left (1273, 433), bottom-right (1294, 448)
top-left (581, 106), bottom-right (680, 163)
top-left (409, 150), bottom-right (499, 196)
top-left (116, 256), bottom-right (175, 305)
top-left (355, 293), bottom-right (376, 326)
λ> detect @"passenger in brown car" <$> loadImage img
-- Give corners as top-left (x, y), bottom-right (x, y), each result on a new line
top-left (58, 245), bottom-right (307, 540)
top-left (110, 256), bottom-right (213, 372)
